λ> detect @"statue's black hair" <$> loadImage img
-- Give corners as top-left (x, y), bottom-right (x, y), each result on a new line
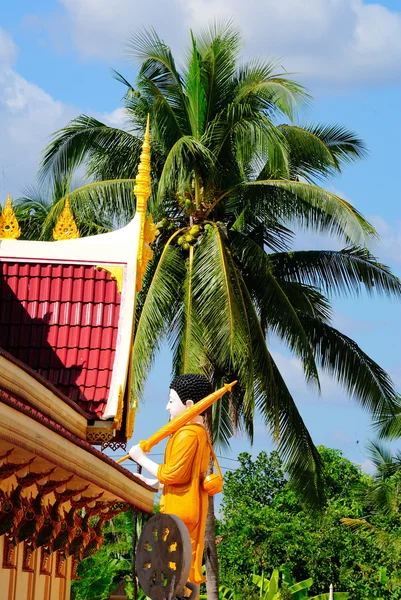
top-left (170, 374), bottom-right (212, 405)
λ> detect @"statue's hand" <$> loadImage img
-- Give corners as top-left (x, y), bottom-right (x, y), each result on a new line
top-left (133, 473), bottom-right (159, 488)
top-left (129, 444), bottom-right (146, 464)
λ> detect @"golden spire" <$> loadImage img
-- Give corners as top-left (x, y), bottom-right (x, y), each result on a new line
top-left (53, 196), bottom-right (80, 240)
top-left (0, 194), bottom-right (21, 239)
top-left (135, 115), bottom-right (156, 292)
top-left (134, 114), bottom-right (151, 215)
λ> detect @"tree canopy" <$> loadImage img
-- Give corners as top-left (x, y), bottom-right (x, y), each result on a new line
top-left (217, 448), bottom-right (400, 599)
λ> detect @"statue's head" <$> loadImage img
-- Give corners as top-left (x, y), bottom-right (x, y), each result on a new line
top-left (167, 374), bottom-right (212, 419)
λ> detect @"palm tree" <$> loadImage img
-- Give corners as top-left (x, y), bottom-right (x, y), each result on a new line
top-left (341, 440), bottom-right (401, 567)
top-left (36, 22), bottom-right (401, 598)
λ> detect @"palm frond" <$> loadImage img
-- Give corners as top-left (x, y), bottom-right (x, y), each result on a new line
top-left (131, 234), bottom-right (186, 401)
top-left (275, 124), bottom-right (338, 182)
top-left (40, 116), bottom-right (140, 183)
top-left (169, 246), bottom-right (210, 376)
top-left (299, 315), bottom-right (399, 419)
top-left (238, 273), bottom-right (324, 507)
top-left (341, 518), bottom-right (399, 552)
top-left (277, 281), bottom-right (332, 322)
top-left (207, 105), bottom-right (287, 174)
top-left (246, 180), bottom-right (377, 245)
top-left (139, 81), bottom-right (184, 151)
top-left (374, 402), bottom-right (401, 440)
top-left (127, 28), bottom-right (188, 128)
top-left (39, 180), bottom-right (137, 239)
top-left (192, 224), bottom-right (254, 414)
top-left (196, 18), bottom-right (242, 125)
top-left (230, 233), bottom-right (321, 386)
top-left (157, 136), bottom-right (214, 201)
top-left (235, 59), bottom-right (312, 120)
top-left (212, 394), bottom-right (235, 450)
top-left (111, 69), bottom-right (135, 93)
top-left (183, 33), bottom-right (208, 138)
top-left (366, 439), bottom-right (395, 469)
top-left (269, 247), bottom-right (401, 298)
top-left (303, 123), bottom-right (368, 165)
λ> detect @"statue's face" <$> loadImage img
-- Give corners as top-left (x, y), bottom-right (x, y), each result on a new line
top-left (166, 389), bottom-right (192, 420)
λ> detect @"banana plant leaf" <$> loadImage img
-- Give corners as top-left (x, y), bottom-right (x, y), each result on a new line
top-left (288, 577), bottom-right (314, 599)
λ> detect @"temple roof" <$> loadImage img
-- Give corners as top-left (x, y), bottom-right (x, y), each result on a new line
top-left (0, 120), bottom-right (154, 444)
top-left (0, 260), bottom-right (121, 418)
top-left (0, 217), bottom-right (142, 424)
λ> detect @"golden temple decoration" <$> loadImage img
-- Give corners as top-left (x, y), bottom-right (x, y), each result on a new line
top-left (0, 194), bottom-right (21, 239)
top-left (53, 196), bottom-right (80, 240)
top-left (136, 216), bottom-right (157, 292)
top-left (125, 397), bottom-right (138, 440)
top-left (134, 115), bottom-right (151, 221)
top-left (86, 427), bottom-right (115, 445)
top-left (144, 213), bottom-right (157, 245)
top-left (113, 385), bottom-right (124, 430)
top-left (95, 265), bottom-right (124, 293)
top-left (134, 116), bottom-right (154, 293)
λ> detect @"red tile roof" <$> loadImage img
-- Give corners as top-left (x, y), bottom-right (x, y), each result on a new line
top-left (0, 261), bottom-right (121, 419)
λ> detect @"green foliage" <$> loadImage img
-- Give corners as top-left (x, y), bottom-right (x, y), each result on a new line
top-left (217, 448), bottom-right (400, 600)
top-left (72, 555), bottom-right (130, 600)
top-left (71, 511), bottom-right (151, 600)
top-left (200, 567), bottom-right (349, 600)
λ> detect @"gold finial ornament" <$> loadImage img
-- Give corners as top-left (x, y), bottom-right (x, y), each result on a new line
top-left (135, 116), bottom-right (154, 292)
top-left (0, 194), bottom-right (21, 239)
top-left (53, 196), bottom-right (80, 240)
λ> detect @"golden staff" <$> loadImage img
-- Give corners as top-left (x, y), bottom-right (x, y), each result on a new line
top-left (116, 380), bottom-right (237, 464)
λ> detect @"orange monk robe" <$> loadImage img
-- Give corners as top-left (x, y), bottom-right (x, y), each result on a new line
top-left (157, 423), bottom-right (210, 588)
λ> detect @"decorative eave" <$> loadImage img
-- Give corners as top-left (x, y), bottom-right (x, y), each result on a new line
top-left (0, 389), bottom-right (154, 512)
top-left (0, 349), bottom-right (88, 439)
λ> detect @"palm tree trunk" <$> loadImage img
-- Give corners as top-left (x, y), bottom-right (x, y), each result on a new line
top-left (204, 409), bottom-right (219, 600)
top-left (205, 495), bottom-right (219, 599)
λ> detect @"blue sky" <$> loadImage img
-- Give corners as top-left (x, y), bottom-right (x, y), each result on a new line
top-left (1, 0), bottom-right (401, 476)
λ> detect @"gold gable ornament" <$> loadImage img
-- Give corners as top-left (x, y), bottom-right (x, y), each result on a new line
top-left (125, 397), bottom-right (138, 440)
top-left (136, 215), bottom-right (157, 292)
top-left (53, 196), bottom-right (80, 240)
top-left (0, 194), bottom-right (21, 239)
top-left (95, 265), bottom-right (124, 294)
top-left (113, 385), bottom-right (124, 431)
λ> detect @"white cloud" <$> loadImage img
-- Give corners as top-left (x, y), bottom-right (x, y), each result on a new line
top-left (0, 28), bottom-right (18, 67)
top-left (359, 458), bottom-right (375, 474)
top-left (57, 0), bottom-right (401, 87)
top-left (0, 26), bottom-right (133, 200)
top-left (369, 215), bottom-right (401, 265)
top-left (59, 0), bottom-right (188, 60)
top-left (0, 27), bottom-right (77, 199)
top-left (102, 107), bottom-right (128, 129)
